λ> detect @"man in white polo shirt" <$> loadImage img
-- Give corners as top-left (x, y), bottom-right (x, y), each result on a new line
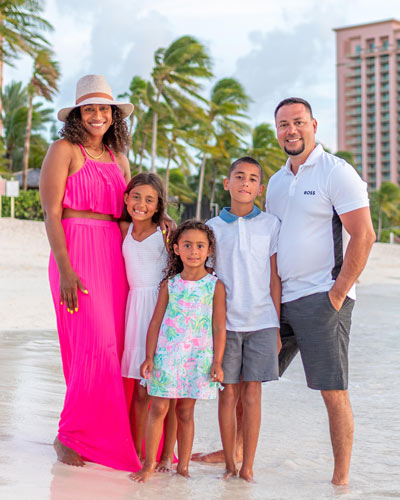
top-left (266, 97), bottom-right (376, 485)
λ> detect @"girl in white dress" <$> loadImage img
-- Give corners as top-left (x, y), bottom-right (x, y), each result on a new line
top-left (120, 173), bottom-right (176, 468)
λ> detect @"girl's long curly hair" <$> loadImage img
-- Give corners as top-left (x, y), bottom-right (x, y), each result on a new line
top-left (59, 105), bottom-right (130, 153)
top-left (120, 172), bottom-right (166, 225)
top-left (163, 219), bottom-right (216, 281)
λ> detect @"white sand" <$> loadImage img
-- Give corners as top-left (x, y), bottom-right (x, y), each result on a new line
top-left (1, 218), bottom-right (399, 331)
top-left (1, 218), bottom-right (399, 500)
top-left (0, 218), bottom-right (55, 331)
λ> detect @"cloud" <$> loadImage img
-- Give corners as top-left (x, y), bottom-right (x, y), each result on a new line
top-left (52, 1), bottom-right (175, 120)
top-left (233, 5), bottom-right (345, 148)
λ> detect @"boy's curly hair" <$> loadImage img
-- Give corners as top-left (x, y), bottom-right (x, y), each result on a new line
top-left (59, 105), bottom-right (130, 153)
top-left (163, 219), bottom-right (216, 281)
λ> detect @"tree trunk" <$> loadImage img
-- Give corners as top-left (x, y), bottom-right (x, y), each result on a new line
top-left (165, 145), bottom-right (173, 200)
top-left (8, 151), bottom-right (13, 172)
top-left (196, 154), bottom-right (207, 220)
top-left (209, 162), bottom-right (218, 211)
top-left (138, 133), bottom-right (147, 173)
top-left (22, 94), bottom-right (33, 191)
top-left (151, 88), bottom-right (161, 173)
top-left (377, 206), bottom-right (382, 242)
top-left (127, 114), bottom-right (134, 157)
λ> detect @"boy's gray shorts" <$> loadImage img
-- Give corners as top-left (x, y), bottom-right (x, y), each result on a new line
top-left (222, 328), bottom-right (279, 384)
top-left (279, 291), bottom-right (355, 390)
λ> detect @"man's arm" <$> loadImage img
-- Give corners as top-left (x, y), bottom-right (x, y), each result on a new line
top-left (329, 206), bottom-right (376, 310)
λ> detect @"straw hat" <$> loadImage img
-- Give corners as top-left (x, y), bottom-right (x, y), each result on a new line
top-left (57, 74), bottom-right (134, 122)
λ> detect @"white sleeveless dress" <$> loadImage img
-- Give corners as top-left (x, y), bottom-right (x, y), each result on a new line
top-left (121, 224), bottom-right (168, 379)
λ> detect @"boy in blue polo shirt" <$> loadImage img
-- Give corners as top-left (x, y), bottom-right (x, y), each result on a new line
top-left (206, 156), bottom-right (281, 482)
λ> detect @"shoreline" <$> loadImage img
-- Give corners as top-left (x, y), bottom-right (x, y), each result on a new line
top-left (1, 217), bottom-right (399, 333)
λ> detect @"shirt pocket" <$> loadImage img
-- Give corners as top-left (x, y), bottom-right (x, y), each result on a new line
top-left (250, 234), bottom-right (271, 262)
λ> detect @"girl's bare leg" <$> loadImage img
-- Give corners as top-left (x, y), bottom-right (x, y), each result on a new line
top-left (175, 398), bottom-right (196, 478)
top-left (130, 396), bottom-right (170, 483)
top-left (156, 399), bottom-right (177, 472)
top-left (131, 379), bottom-right (150, 461)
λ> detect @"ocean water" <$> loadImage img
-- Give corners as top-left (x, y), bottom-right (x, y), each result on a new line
top-left (0, 283), bottom-right (399, 500)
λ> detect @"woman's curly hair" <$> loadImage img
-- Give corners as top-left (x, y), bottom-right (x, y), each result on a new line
top-left (163, 219), bottom-right (216, 281)
top-left (120, 172), bottom-right (166, 225)
top-left (59, 105), bottom-right (130, 153)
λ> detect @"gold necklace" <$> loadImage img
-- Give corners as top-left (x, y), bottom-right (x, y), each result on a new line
top-left (83, 143), bottom-right (105, 159)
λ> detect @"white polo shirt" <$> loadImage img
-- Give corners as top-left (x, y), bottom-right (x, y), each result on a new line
top-left (266, 144), bottom-right (369, 303)
top-left (207, 206), bottom-right (280, 331)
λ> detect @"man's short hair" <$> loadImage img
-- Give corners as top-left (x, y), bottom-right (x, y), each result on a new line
top-left (228, 156), bottom-right (263, 183)
top-left (274, 97), bottom-right (313, 119)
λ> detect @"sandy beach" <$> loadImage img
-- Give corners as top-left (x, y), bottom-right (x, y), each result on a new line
top-left (0, 218), bottom-right (399, 500)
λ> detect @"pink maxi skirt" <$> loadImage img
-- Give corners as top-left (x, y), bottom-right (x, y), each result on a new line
top-left (49, 218), bottom-right (141, 471)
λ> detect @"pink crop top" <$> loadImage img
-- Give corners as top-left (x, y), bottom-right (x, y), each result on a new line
top-left (62, 144), bottom-right (126, 218)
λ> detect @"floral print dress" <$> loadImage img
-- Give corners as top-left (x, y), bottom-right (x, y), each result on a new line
top-left (146, 273), bottom-right (221, 399)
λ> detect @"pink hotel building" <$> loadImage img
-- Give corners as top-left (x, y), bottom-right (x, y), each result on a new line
top-left (334, 19), bottom-right (400, 189)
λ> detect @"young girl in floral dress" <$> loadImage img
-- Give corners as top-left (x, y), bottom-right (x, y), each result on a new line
top-left (131, 220), bottom-right (226, 483)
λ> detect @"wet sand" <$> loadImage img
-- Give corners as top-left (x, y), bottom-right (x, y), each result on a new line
top-left (1, 218), bottom-right (399, 499)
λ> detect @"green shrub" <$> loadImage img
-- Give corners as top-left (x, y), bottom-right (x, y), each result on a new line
top-left (380, 228), bottom-right (400, 243)
top-left (1, 190), bottom-right (43, 220)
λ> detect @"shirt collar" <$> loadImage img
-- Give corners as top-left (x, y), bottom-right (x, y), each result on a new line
top-left (283, 143), bottom-right (324, 174)
top-left (219, 205), bottom-right (261, 223)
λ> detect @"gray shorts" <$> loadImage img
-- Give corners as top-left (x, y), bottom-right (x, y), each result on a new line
top-left (280, 291), bottom-right (355, 390)
top-left (222, 328), bottom-right (279, 384)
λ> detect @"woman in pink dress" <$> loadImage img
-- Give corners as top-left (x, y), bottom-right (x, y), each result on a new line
top-left (39, 74), bottom-right (141, 471)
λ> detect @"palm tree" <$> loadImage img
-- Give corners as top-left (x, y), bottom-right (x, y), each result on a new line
top-left (150, 35), bottom-right (213, 172)
top-left (2, 80), bottom-right (52, 172)
top-left (0, 0), bottom-right (53, 135)
top-left (118, 75), bottom-right (148, 159)
top-left (194, 77), bottom-right (250, 219)
top-left (22, 48), bottom-right (59, 190)
top-left (373, 182), bottom-right (400, 241)
top-left (248, 123), bottom-right (286, 184)
top-left (1, 80), bottom-right (28, 170)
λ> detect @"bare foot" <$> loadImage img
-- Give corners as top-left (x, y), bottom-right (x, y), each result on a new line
top-left (239, 466), bottom-right (254, 482)
top-left (155, 458), bottom-right (172, 472)
top-left (192, 449), bottom-right (243, 463)
top-left (223, 467), bottom-right (238, 480)
top-left (176, 465), bottom-right (190, 478)
top-left (129, 465), bottom-right (156, 483)
top-left (53, 437), bottom-right (85, 467)
top-left (331, 475), bottom-right (349, 486)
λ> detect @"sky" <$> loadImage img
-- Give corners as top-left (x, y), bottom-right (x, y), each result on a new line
top-left (5, 0), bottom-right (400, 151)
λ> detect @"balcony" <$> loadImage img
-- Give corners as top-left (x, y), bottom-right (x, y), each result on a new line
top-left (380, 74), bottom-right (389, 83)
top-left (346, 136), bottom-right (362, 147)
top-left (347, 68), bottom-right (361, 77)
top-left (345, 89), bottom-right (361, 97)
top-left (346, 108), bottom-right (362, 117)
top-left (347, 118), bottom-right (362, 126)
top-left (345, 80), bottom-right (362, 89)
